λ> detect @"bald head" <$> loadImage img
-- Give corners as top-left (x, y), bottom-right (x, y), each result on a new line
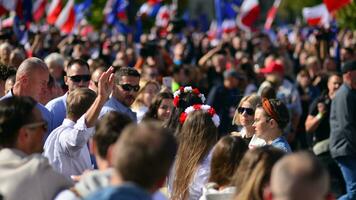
top-left (13, 57), bottom-right (49, 102)
top-left (269, 152), bottom-right (330, 200)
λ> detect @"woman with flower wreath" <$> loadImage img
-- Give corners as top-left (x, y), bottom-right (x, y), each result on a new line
top-left (168, 104), bottom-right (219, 200)
top-left (163, 86), bottom-right (206, 136)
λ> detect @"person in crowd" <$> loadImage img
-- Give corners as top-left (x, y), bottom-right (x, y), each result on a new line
top-left (46, 59), bottom-right (91, 129)
top-left (199, 135), bottom-right (248, 200)
top-left (329, 60), bottom-right (356, 200)
top-left (54, 111), bottom-right (132, 200)
top-left (0, 42), bottom-right (13, 66)
top-left (89, 67), bottom-right (106, 93)
top-left (0, 96), bottom-right (72, 200)
top-left (0, 57), bottom-right (53, 135)
top-left (43, 67), bottom-right (114, 180)
top-left (142, 91), bottom-right (174, 122)
top-left (233, 146), bottom-right (285, 200)
top-left (40, 75), bottom-right (63, 105)
top-left (164, 86), bottom-right (205, 136)
top-left (100, 67), bottom-right (140, 122)
top-left (131, 80), bottom-right (160, 122)
top-left (44, 52), bottom-right (65, 88)
top-left (4, 75), bottom-right (15, 94)
top-left (258, 59), bottom-right (302, 144)
top-left (253, 98), bottom-right (292, 153)
top-left (264, 151), bottom-right (333, 200)
top-left (0, 64), bottom-right (16, 97)
top-left (86, 121), bottom-right (177, 200)
top-left (170, 105), bottom-right (219, 200)
top-left (207, 69), bottom-right (242, 135)
top-left (231, 94), bottom-right (266, 148)
top-left (305, 72), bottom-right (344, 196)
top-left (9, 48), bottom-right (26, 69)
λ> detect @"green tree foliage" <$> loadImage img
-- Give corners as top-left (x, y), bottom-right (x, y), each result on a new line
top-left (336, 1), bottom-right (356, 30)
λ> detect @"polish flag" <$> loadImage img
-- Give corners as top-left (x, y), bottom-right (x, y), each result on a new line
top-left (0, 0), bottom-right (17, 16)
top-left (47, 0), bottom-right (62, 24)
top-left (302, 4), bottom-right (331, 26)
top-left (236, 0), bottom-right (261, 32)
top-left (264, 0), bottom-right (281, 30)
top-left (55, 0), bottom-right (75, 34)
top-left (323, 0), bottom-right (352, 12)
top-left (33, 0), bottom-right (47, 22)
top-left (222, 19), bottom-right (237, 33)
top-left (155, 5), bottom-right (171, 27)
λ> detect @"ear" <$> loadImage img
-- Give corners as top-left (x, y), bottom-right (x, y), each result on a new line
top-left (269, 118), bottom-right (278, 129)
top-left (64, 76), bottom-right (69, 86)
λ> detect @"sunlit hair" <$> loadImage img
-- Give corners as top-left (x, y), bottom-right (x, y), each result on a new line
top-left (233, 94), bottom-right (261, 126)
top-left (171, 110), bottom-right (218, 200)
top-left (209, 136), bottom-right (248, 187)
top-left (131, 80), bottom-right (160, 110)
top-left (232, 146), bottom-right (285, 200)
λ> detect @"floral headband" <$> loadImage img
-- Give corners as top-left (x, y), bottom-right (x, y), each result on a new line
top-left (173, 86), bottom-right (206, 107)
top-left (179, 104), bottom-right (220, 127)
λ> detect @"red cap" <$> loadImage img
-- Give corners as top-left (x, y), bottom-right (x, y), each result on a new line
top-left (260, 61), bottom-right (284, 74)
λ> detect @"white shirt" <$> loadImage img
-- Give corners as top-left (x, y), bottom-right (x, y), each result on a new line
top-left (43, 115), bottom-right (94, 180)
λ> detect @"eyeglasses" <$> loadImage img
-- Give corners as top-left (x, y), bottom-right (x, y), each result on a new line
top-left (23, 121), bottom-right (48, 132)
top-left (238, 107), bottom-right (254, 115)
top-left (119, 84), bottom-right (140, 92)
top-left (68, 75), bottom-right (91, 83)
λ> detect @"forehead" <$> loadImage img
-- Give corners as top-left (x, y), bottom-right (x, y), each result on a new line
top-left (160, 98), bottom-right (173, 106)
top-left (254, 107), bottom-right (266, 118)
top-left (241, 101), bottom-right (252, 108)
top-left (120, 75), bottom-right (140, 84)
top-left (328, 75), bottom-right (342, 83)
top-left (67, 63), bottom-right (89, 75)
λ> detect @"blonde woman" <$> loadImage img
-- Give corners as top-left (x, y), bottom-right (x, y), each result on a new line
top-left (231, 94), bottom-right (266, 149)
top-left (131, 80), bottom-right (160, 122)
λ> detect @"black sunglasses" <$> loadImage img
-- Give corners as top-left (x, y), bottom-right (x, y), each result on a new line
top-left (68, 75), bottom-right (91, 83)
top-left (119, 84), bottom-right (140, 92)
top-left (238, 107), bottom-right (254, 115)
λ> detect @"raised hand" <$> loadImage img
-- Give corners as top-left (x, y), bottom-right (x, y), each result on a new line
top-left (97, 66), bottom-right (114, 100)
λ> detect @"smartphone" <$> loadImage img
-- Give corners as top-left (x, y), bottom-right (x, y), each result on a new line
top-left (162, 76), bottom-right (172, 91)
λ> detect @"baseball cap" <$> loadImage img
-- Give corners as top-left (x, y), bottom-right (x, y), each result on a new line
top-left (341, 60), bottom-right (356, 74)
top-left (260, 61), bottom-right (284, 74)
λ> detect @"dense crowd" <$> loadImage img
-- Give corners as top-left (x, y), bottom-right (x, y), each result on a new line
top-left (0, 17), bottom-right (355, 200)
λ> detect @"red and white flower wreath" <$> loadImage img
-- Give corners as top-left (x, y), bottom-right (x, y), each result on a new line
top-left (179, 104), bottom-right (220, 127)
top-left (173, 86), bottom-right (206, 107)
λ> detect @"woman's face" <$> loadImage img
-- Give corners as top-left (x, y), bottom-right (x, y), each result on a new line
top-left (157, 98), bottom-right (173, 121)
top-left (252, 107), bottom-right (271, 140)
top-left (142, 83), bottom-right (159, 107)
top-left (238, 101), bottom-right (255, 127)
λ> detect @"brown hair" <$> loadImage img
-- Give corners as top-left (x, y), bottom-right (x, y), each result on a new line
top-left (66, 88), bottom-right (96, 120)
top-left (172, 110), bottom-right (218, 200)
top-left (114, 121), bottom-right (177, 190)
top-left (143, 92), bottom-right (173, 121)
top-left (233, 146), bottom-right (285, 200)
top-left (257, 98), bottom-right (289, 130)
top-left (208, 136), bottom-right (248, 187)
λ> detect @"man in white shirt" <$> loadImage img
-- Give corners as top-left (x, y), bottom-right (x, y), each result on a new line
top-left (44, 67), bottom-right (114, 180)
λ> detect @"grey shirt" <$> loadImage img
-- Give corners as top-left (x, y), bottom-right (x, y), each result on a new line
top-left (329, 84), bottom-right (356, 158)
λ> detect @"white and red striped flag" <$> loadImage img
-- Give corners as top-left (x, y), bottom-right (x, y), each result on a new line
top-left (236, 0), bottom-right (261, 32)
top-left (32, 0), bottom-right (47, 22)
top-left (155, 5), bottom-right (172, 27)
top-left (47, 0), bottom-right (62, 24)
top-left (55, 0), bottom-right (75, 34)
top-left (264, 0), bottom-right (281, 30)
top-left (302, 4), bottom-right (331, 26)
top-left (323, 0), bottom-right (352, 12)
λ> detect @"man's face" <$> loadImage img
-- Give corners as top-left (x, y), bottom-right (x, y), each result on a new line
top-left (327, 75), bottom-right (342, 98)
top-left (114, 75), bottom-right (140, 107)
top-left (89, 69), bottom-right (104, 93)
top-left (23, 108), bottom-right (47, 154)
top-left (28, 68), bottom-right (49, 102)
top-left (65, 63), bottom-right (90, 92)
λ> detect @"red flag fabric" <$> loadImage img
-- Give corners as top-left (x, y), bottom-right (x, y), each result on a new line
top-left (47, 0), bottom-right (62, 24)
top-left (236, 0), bottom-right (260, 32)
top-left (264, 0), bottom-right (281, 30)
top-left (55, 0), bottom-right (75, 34)
top-left (323, 0), bottom-right (352, 12)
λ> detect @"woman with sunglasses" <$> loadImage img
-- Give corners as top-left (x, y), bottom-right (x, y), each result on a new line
top-left (252, 98), bottom-right (292, 153)
top-left (231, 94), bottom-right (266, 149)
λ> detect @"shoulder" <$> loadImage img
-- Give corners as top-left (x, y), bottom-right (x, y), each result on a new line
top-left (46, 94), bottom-right (66, 110)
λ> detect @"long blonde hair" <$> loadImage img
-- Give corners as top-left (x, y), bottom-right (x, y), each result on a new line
top-left (233, 93), bottom-right (261, 126)
top-left (131, 80), bottom-right (160, 110)
top-left (171, 110), bottom-right (218, 200)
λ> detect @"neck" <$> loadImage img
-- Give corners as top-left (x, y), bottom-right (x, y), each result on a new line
top-left (96, 156), bottom-right (110, 171)
top-left (244, 125), bottom-right (255, 138)
top-left (265, 129), bottom-right (282, 144)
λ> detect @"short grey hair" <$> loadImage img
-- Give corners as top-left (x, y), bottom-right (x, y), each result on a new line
top-left (44, 53), bottom-right (64, 69)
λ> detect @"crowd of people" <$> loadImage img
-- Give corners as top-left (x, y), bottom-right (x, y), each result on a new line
top-left (0, 14), bottom-right (355, 200)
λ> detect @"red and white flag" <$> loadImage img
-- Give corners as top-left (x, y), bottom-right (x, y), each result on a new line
top-left (302, 4), bottom-right (331, 26)
top-left (55, 0), bottom-right (75, 34)
top-left (155, 5), bottom-right (172, 27)
top-left (222, 19), bottom-right (237, 33)
top-left (0, 0), bottom-right (17, 16)
top-left (32, 0), bottom-right (47, 22)
top-left (47, 0), bottom-right (62, 24)
top-left (236, 0), bottom-right (261, 32)
top-left (264, 0), bottom-right (281, 30)
top-left (323, 0), bottom-right (352, 12)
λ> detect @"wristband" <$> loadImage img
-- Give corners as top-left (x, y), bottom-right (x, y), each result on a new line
top-left (316, 113), bottom-right (323, 120)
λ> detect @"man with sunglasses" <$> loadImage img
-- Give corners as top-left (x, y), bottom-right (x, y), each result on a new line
top-left (0, 96), bottom-right (72, 200)
top-left (100, 67), bottom-right (140, 122)
top-left (46, 59), bottom-right (91, 130)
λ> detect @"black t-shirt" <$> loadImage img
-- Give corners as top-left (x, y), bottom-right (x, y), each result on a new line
top-left (308, 91), bottom-right (331, 144)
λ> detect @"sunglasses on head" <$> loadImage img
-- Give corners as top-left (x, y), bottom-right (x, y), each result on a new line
top-left (119, 84), bottom-right (140, 92)
top-left (238, 107), bottom-right (254, 115)
top-left (68, 75), bottom-right (91, 83)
